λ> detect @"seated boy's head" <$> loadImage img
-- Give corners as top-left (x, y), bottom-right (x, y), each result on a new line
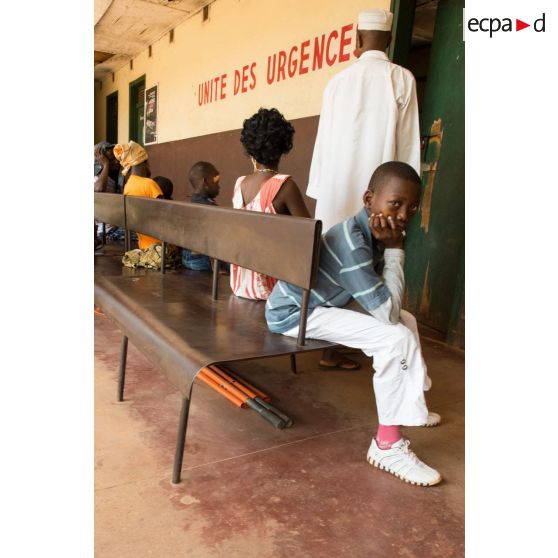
top-left (153, 176), bottom-right (174, 200)
top-left (188, 161), bottom-right (220, 198)
top-left (363, 162), bottom-right (421, 230)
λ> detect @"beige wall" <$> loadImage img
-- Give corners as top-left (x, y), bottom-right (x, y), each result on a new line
top-left (94, 0), bottom-right (389, 144)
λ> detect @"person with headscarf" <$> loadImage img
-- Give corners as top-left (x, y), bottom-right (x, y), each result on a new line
top-left (113, 141), bottom-right (164, 251)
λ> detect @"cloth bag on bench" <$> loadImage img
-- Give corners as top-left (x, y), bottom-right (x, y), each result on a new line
top-left (122, 243), bottom-right (181, 270)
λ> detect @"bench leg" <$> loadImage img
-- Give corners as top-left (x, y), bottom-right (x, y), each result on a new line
top-left (290, 354), bottom-right (297, 374)
top-left (172, 396), bottom-right (191, 484)
top-left (117, 335), bottom-right (128, 402)
top-left (297, 289), bottom-right (310, 346)
top-left (160, 241), bottom-right (166, 274)
top-left (211, 259), bottom-right (219, 300)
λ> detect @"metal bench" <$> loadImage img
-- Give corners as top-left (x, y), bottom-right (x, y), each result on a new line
top-left (94, 193), bottom-right (335, 483)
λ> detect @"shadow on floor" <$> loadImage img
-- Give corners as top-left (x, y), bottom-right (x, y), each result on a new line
top-left (95, 313), bottom-right (464, 558)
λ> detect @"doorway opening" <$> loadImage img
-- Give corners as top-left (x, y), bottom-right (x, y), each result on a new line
top-left (106, 91), bottom-right (118, 144)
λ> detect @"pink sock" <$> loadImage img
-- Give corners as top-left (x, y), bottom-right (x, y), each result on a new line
top-left (376, 425), bottom-right (401, 449)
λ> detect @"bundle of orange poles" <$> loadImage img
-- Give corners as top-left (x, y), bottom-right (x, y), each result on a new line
top-left (197, 364), bottom-right (292, 429)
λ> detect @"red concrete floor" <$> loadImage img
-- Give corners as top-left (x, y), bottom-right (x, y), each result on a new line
top-left (95, 312), bottom-right (464, 558)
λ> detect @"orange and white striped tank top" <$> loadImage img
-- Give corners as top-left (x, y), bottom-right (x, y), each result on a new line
top-left (230, 174), bottom-right (290, 300)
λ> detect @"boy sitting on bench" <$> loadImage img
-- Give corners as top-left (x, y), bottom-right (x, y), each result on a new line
top-left (153, 176), bottom-right (174, 200)
top-left (265, 161), bottom-right (442, 486)
top-left (182, 162), bottom-right (221, 271)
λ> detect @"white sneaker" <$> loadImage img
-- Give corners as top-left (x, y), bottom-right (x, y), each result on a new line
top-left (367, 438), bottom-right (442, 486)
top-left (421, 412), bottom-right (441, 427)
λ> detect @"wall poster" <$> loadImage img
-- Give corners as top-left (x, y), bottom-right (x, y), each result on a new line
top-left (144, 84), bottom-right (158, 145)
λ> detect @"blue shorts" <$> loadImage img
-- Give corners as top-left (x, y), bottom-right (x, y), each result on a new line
top-left (181, 249), bottom-right (212, 271)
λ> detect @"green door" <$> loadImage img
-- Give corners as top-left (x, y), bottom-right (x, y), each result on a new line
top-left (129, 75), bottom-right (146, 145)
top-left (403, 0), bottom-right (465, 345)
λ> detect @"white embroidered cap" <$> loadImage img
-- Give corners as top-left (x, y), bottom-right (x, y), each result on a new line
top-left (357, 9), bottom-right (393, 31)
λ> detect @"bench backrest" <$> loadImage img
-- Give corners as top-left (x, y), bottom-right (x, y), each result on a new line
top-left (94, 192), bottom-right (126, 229)
top-left (124, 196), bottom-right (322, 291)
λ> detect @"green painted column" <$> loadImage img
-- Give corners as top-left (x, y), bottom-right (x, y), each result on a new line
top-left (403, 0), bottom-right (465, 345)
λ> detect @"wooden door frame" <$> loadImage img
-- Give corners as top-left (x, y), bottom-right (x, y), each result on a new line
top-left (128, 74), bottom-right (146, 144)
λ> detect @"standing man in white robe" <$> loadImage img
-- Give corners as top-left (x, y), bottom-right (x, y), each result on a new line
top-left (307, 9), bottom-right (421, 232)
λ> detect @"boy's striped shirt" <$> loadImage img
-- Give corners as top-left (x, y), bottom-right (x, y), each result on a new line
top-left (265, 208), bottom-right (390, 333)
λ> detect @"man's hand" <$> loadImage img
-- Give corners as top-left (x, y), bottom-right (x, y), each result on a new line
top-left (94, 146), bottom-right (109, 166)
top-left (369, 213), bottom-right (405, 249)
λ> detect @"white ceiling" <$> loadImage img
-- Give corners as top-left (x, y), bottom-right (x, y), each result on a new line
top-left (94, 0), bottom-right (212, 81)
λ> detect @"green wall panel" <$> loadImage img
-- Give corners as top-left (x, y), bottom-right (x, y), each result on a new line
top-left (404, 0), bottom-right (465, 344)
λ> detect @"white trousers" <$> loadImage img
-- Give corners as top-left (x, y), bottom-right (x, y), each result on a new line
top-left (284, 306), bottom-right (431, 426)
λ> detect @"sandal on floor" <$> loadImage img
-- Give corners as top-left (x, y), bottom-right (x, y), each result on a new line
top-left (420, 412), bottom-right (441, 427)
top-left (318, 358), bottom-right (362, 371)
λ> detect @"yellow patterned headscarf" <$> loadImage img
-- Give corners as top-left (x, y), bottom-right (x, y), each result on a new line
top-left (113, 141), bottom-right (148, 175)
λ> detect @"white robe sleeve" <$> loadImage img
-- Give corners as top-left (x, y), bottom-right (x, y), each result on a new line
top-left (307, 86), bottom-right (334, 200)
top-left (369, 248), bottom-right (405, 324)
top-left (395, 75), bottom-right (421, 175)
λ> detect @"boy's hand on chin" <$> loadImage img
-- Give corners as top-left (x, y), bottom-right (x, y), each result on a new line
top-left (369, 213), bottom-right (405, 250)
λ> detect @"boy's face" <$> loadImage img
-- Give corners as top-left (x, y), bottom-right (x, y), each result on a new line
top-left (204, 169), bottom-right (220, 198)
top-left (363, 177), bottom-right (421, 231)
